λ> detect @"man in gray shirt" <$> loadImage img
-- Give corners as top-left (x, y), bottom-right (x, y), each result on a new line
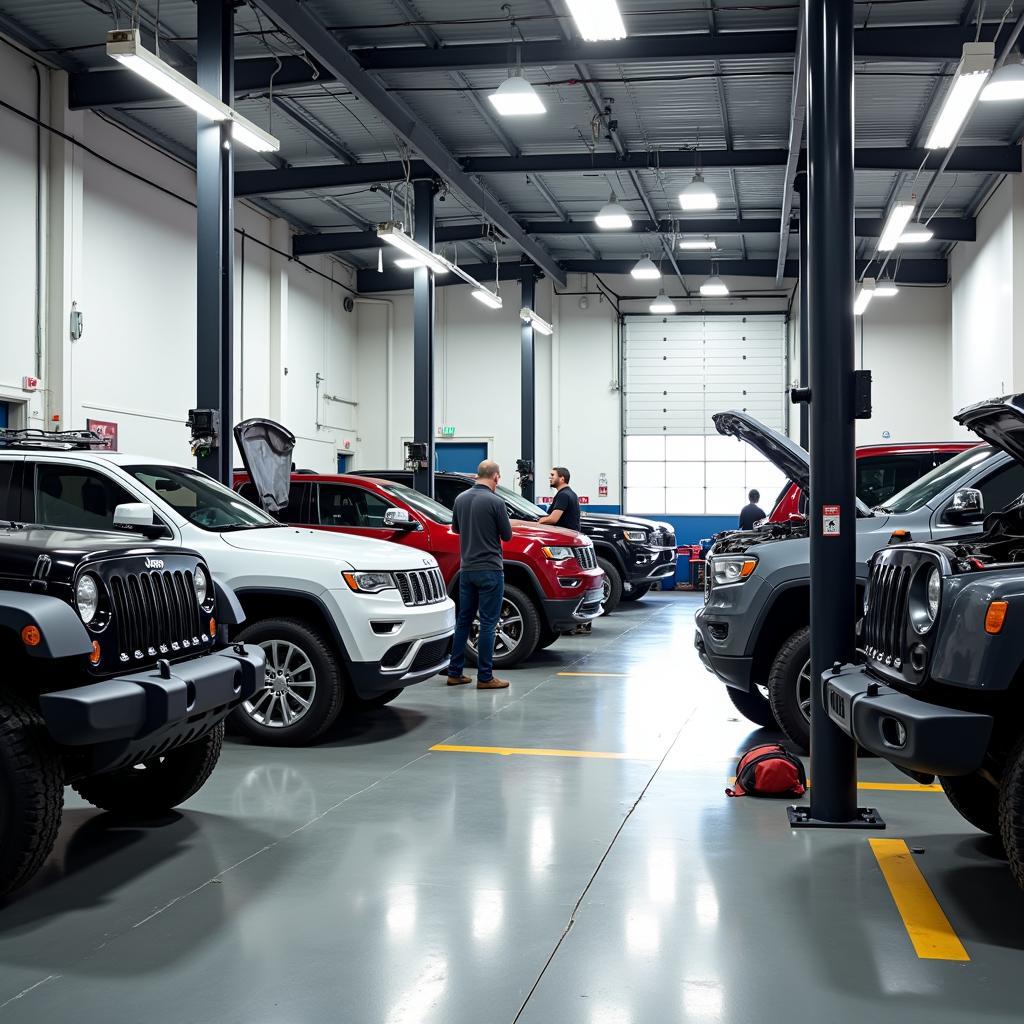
top-left (446, 460), bottom-right (514, 690)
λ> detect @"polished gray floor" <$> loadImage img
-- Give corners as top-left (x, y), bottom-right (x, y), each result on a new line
top-left (2, 592), bottom-right (1023, 1022)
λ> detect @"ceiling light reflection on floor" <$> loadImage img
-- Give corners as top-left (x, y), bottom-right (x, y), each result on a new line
top-left (472, 889), bottom-right (505, 940)
top-left (683, 978), bottom-right (725, 1020)
top-left (626, 909), bottom-right (661, 955)
top-left (695, 881), bottom-right (720, 928)
top-left (385, 884), bottom-right (418, 939)
top-left (531, 814), bottom-right (554, 872)
top-left (647, 848), bottom-right (677, 904)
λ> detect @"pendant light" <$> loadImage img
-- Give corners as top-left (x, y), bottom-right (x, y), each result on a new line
top-left (679, 236), bottom-right (718, 251)
top-left (877, 203), bottom-right (916, 252)
top-left (679, 171), bottom-right (718, 211)
top-left (700, 264), bottom-right (729, 297)
top-left (874, 277), bottom-right (899, 297)
top-left (566, 0), bottom-right (626, 41)
top-left (650, 289), bottom-right (676, 314)
top-left (854, 279), bottom-right (876, 316)
top-left (595, 194), bottom-right (632, 229)
top-left (630, 254), bottom-right (661, 280)
top-left (926, 41), bottom-right (994, 148)
top-left (488, 75), bottom-right (545, 116)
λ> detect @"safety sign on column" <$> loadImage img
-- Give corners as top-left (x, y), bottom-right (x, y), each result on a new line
top-left (822, 505), bottom-right (841, 537)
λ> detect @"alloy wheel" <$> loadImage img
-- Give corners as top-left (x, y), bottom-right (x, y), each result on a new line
top-left (244, 640), bottom-right (317, 728)
top-left (469, 598), bottom-right (524, 657)
top-left (797, 658), bottom-right (812, 724)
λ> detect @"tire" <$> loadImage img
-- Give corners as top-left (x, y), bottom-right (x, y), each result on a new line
top-left (230, 618), bottom-right (343, 746)
top-left (999, 735), bottom-right (1024, 887)
top-left (536, 625), bottom-right (559, 651)
top-left (621, 583), bottom-right (652, 604)
top-left (356, 688), bottom-right (403, 710)
top-left (465, 584), bottom-right (541, 669)
top-left (0, 694), bottom-right (64, 899)
top-left (767, 626), bottom-right (812, 753)
top-left (73, 723), bottom-right (224, 815)
top-left (941, 771), bottom-right (1000, 836)
top-left (597, 558), bottom-right (623, 615)
top-left (725, 683), bottom-right (776, 728)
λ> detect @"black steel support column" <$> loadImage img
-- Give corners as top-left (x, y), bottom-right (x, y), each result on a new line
top-left (796, 172), bottom-right (810, 450)
top-left (520, 266), bottom-right (537, 503)
top-left (196, 0), bottom-right (234, 483)
top-left (412, 178), bottom-right (436, 497)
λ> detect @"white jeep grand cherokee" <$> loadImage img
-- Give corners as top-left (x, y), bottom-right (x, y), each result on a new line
top-left (0, 444), bottom-right (455, 746)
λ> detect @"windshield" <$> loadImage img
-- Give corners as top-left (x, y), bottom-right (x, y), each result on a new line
top-left (497, 483), bottom-right (542, 521)
top-left (381, 483), bottom-right (453, 524)
top-left (881, 445), bottom-right (998, 514)
top-left (128, 465), bottom-right (279, 532)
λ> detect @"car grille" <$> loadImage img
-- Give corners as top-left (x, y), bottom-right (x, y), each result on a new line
top-left (574, 545), bottom-right (598, 570)
top-left (395, 568), bottom-right (447, 606)
top-left (654, 529), bottom-right (676, 548)
top-left (863, 562), bottom-right (913, 668)
top-left (109, 569), bottom-right (205, 664)
top-left (410, 635), bottom-right (454, 672)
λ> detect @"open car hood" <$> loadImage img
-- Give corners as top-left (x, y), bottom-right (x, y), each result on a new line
top-left (233, 418), bottom-right (296, 513)
top-left (955, 394), bottom-right (1024, 466)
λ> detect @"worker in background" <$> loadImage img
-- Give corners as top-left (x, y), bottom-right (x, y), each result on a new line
top-left (538, 466), bottom-right (581, 532)
top-left (446, 460), bottom-right (514, 691)
top-left (739, 489), bottom-right (766, 530)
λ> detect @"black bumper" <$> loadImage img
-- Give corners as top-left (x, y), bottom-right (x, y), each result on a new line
top-left (825, 664), bottom-right (993, 777)
top-left (348, 632), bottom-right (454, 698)
top-left (623, 545), bottom-right (677, 585)
top-left (542, 587), bottom-right (605, 632)
top-left (694, 630), bottom-right (754, 691)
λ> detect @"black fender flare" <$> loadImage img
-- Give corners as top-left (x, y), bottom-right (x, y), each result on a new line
top-left (0, 593), bottom-right (93, 659)
top-left (213, 578), bottom-right (246, 626)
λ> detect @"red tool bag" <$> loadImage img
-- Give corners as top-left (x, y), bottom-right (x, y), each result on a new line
top-left (726, 743), bottom-right (807, 798)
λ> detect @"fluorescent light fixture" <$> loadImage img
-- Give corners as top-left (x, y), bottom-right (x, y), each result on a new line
top-left (650, 288), bottom-right (676, 314)
top-left (679, 236), bottom-right (718, 251)
top-left (565, 0), bottom-right (627, 41)
top-left (230, 116), bottom-right (280, 153)
top-left (926, 42), bottom-right (994, 148)
top-left (595, 194), bottom-right (632, 229)
top-left (874, 277), bottom-right (899, 297)
top-left (488, 75), bottom-right (546, 116)
top-left (854, 278), bottom-right (876, 316)
top-left (520, 307), bottom-right (554, 335)
top-left (679, 172), bottom-right (718, 211)
top-left (982, 60), bottom-right (1024, 101)
top-left (900, 224), bottom-right (934, 244)
top-left (630, 255), bottom-right (661, 280)
top-left (700, 274), bottom-right (729, 297)
top-left (377, 223), bottom-right (450, 275)
top-left (395, 256), bottom-right (448, 273)
top-left (472, 288), bottom-right (503, 310)
top-left (877, 203), bottom-right (916, 252)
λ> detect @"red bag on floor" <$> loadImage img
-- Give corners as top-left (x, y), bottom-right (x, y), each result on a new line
top-left (726, 743), bottom-right (806, 798)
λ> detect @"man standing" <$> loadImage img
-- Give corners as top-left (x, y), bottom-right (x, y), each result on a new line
top-left (538, 466), bottom-right (580, 532)
top-left (739, 489), bottom-right (766, 530)
top-left (446, 460), bottom-right (514, 690)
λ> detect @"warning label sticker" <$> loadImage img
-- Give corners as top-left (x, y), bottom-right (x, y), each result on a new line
top-left (822, 505), bottom-right (841, 537)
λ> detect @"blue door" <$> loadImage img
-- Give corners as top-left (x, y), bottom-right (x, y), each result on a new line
top-left (0, 403), bottom-right (8, 428)
top-left (435, 442), bottom-right (487, 474)
top-left (337, 453), bottom-right (352, 473)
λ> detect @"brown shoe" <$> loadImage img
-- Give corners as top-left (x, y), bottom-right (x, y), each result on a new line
top-left (447, 674), bottom-right (473, 686)
top-left (477, 676), bottom-right (510, 690)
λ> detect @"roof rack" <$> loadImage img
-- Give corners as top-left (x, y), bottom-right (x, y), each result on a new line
top-left (0, 428), bottom-right (112, 452)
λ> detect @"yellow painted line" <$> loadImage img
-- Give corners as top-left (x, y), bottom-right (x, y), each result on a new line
top-left (870, 838), bottom-right (970, 961)
top-left (728, 777), bottom-right (941, 793)
top-left (430, 743), bottom-right (656, 761)
top-left (556, 672), bottom-right (630, 678)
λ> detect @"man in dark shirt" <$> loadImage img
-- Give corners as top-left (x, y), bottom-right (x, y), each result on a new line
top-left (538, 466), bottom-right (581, 532)
top-left (739, 489), bottom-right (766, 530)
top-left (446, 460), bottom-right (514, 690)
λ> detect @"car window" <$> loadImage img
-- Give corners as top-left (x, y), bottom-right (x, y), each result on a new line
top-left (34, 463), bottom-right (137, 532)
top-left (237, 480), bottom-right (311, 524)
top-left (884, 446), bottom-right (1000, 513)
top-left (317, 483), bottom-right (394, 528)
top-left (433, 477), bottom-right (463, 511)
top-left (856, 455), bottom-right (927, 509)
top-left (0, 461), bottom-right (21, 522)
top-left (974, 462), bottom-right (1024, 516)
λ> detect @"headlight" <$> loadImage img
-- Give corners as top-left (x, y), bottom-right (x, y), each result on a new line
top-left (623, 529), bottom-right (649, 543)
top-left (542, 546), bottom-right (574, 560)
top-left (343, 571), bottom-right (396, 594)
top-left (910, 565), bottom-right (941, 634)
top-left (75, 574), bottom-right (99, 625)
top-left (712, 556), bottom-right (758, 586)
top-left (193, 565), bottom-right (210, 607)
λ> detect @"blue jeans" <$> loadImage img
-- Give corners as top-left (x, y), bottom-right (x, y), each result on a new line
top-left (447, 570), bottom-right (505, 682)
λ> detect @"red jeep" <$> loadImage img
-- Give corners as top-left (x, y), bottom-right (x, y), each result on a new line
top-left (233, 472), bottom-right (605, 669)
top-left (769, 442), bottom-right (977, 522)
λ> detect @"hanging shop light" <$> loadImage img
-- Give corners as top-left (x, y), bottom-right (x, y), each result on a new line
top-left (926, 41), bottom-right (994, 148)
top-left (565, 0), bottom-right (627, 41)
top-left (679, 171), bottom-right (718, 212)
top-left (650, 288), bottom-right (676, 314)
top-left (874, 277), bottom-right (899, 297)
top-left (377, 223), bottom-right (451, 274)
top-left (394, 256), bottom-right (449, 273)
top-left (900, 224), bottom-right (935, 244)
top-left (488, 74), bottom-right (546, 116)
top-left (679, 236), bottom-right (718, 251)
top-left (981, 60), bottom-right (1024, 101)
top-left (595, 194), bottom-right (632, 229)
top-left (106, 29), bottom-right (279, 153)
top-left (854, 278), bottom-right (876, 316)
top-left (520, 308), bottom-right (554, 335)
top-left (877, 203), bottom-right (917, 252)
top-left (630, 254), bottom-right (661, 280)
top-left (700, 265), bottom-right (729, 297)
top-left (472, 288), bottom-right (503, 309)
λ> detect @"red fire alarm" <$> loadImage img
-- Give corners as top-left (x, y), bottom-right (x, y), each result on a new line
top-left (21, 376), bottom-right (39, 392)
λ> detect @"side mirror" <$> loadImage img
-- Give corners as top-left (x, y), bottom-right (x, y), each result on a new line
top-left (113, 502), bottom-right (167, 539)
top-left (944, 487), bottom-right (984, 525)
top-left (384, 507), bottom-right (419, 531)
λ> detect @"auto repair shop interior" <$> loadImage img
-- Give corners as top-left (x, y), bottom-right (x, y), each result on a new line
top-left (3, 0), bottom-right (1024, 1020)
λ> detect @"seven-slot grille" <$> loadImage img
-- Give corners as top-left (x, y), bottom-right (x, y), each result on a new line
top-left (863, 561), bottom-right (913, 667)
top-left (108, 567), bottom-right (206, 663)
top-left (395, 567), bottom-right (447, 606)
top-left (574, 545), bottom-right (598, 570)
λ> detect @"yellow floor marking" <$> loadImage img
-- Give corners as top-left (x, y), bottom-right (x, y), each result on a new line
top-left (430, 743), bottom-right (657, 761)
top-left (869, 838), bottom-right (970, 961)
top-left (556, 672), bottom-right (630, 678)
top-left (728, 777), bottom-right (941, 793)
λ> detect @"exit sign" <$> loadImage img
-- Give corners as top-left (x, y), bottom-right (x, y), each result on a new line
top-left (440, 425), bottom-right (456, 437)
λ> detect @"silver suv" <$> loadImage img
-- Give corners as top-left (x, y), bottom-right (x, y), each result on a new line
top-left (695, 410), bottom-right (1024, 751)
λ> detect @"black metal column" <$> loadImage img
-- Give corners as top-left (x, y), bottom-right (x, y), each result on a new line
top-left (412, 178), bottom-right (436, 497)
top-left (796, 171), bottom-right (810, 451)
top-left (196, 0), bottom-right (234, 483)
top-left (520, 265), bottom-right (537, 503)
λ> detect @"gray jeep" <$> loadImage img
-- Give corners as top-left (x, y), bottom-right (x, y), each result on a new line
top-left (826, 394), bottom-right (1024, 888)
top-left (695, 409), bottom-right (1024, 751)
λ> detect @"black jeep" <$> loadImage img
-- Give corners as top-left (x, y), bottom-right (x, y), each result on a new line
top-left (825, 395), bottom-right (1024, 888)
top-left (0, 524), bottom-right (262, 898)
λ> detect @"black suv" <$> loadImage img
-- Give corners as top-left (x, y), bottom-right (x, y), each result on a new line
top-left (353, 471), bottom-right (677, 613)
top-left (0, 522), bottom-right (261, 898)
top-left (825, 395), bottom-right (1024, 889)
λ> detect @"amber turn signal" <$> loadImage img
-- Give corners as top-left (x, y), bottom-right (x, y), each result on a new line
top-left (21, 625), bottom-right (41, 647)
top-left (89, 641), bottom-right (102, 665)
top-left (209, 617), bottom-right (216, 636)
top-left (985, 601), bottom-right (1009, 635)
top-left (738, 560), bottom-right (757, 579)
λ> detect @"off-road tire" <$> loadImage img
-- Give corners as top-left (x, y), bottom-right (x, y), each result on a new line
top-left (725, 683), bottom-right (775, 728)
top-left (999, 735), bottom-right (1024, 886)
top-left (941, 772), bottom-right (1000, 837)
top-left (466, 584), bottom-right (541, 669)
top-left (768, 626), bottom-right (812, 753)
top-left (73, 723), bottom-right (224, 815)
top-left (621, 583), bottom-right (653, 603)
top-left (0, 694), bottom-right (64, 899)
top-left (231, 618), bottom-right (343, 745)
top-left (356, 688), bottom-right (403, 710)
top-left (597, 558), bottom-right (623, 615)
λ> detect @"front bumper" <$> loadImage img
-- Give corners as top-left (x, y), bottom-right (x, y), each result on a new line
top-left (694, 631), bottom-right (754, 691)
top-left (542, 585), bottom-right (606, 631)
top-left (623, 544), bottom-right (677, 585)
top-left (348, 629), bottom-right (455, 697)
top-left (825, 663), bottom-right (993, 777)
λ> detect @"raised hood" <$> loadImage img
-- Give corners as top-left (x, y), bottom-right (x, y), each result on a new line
top-left (233, 418), bottom-right (296, 513)
top-left (955, 394), bottom-right (1024, 465)
top-left (713, 410), bottom-right (810, 490)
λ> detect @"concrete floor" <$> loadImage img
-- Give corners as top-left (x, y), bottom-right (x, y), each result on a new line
top-left (2, 591), bottom-right (1023, 1022)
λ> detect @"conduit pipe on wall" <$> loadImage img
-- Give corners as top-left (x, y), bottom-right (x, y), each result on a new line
top-left (355, 296), bottom-right (395, 462)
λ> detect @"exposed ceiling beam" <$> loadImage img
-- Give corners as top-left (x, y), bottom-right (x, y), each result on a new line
top-left (247, 0), bottom-right (565, 284)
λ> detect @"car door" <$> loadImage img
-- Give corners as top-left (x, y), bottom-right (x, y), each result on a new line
top-left (929, 457), bottom-right (1024, 541)
top-left (314, 482), bottom-right (432, 557)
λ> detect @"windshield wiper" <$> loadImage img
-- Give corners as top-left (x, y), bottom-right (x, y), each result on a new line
top-left (873, 505), bottom-right (893, 514)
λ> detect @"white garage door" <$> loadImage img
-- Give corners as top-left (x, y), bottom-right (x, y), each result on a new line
top-left (623, 314), bottom-right (789, 516)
